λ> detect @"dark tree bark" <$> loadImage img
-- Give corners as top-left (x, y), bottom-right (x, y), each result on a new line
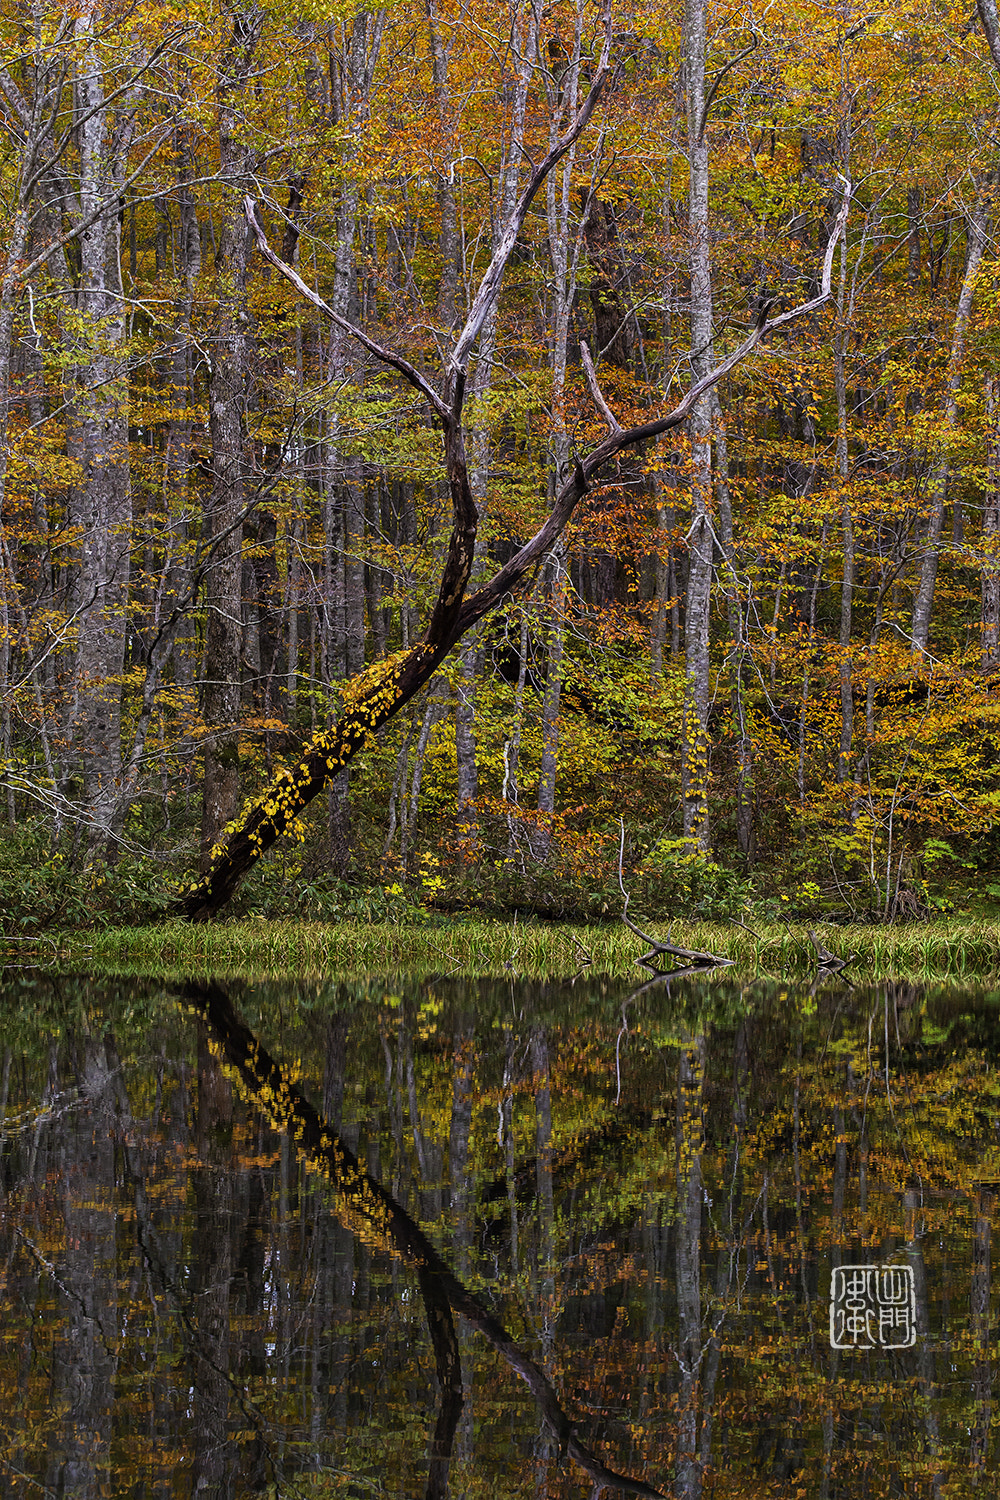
top-left (581, 189), bottom-right (632, 368)
top-left (48, 1034), bottom-right (118, 1498)
top-left (675, 1036), bottom-right (705, 1500)
top-left (200, 8), bottom-right (262, 869)
top-left (910, 195), bottom-right (987, 658)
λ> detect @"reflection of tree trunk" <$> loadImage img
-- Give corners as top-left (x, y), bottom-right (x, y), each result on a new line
top-left (675, 1036), bottom-right (705, 1500)
top-left (0, 1046), bottom-right (10, 1160)
top-left (404, 1010), bottom-right (442, 1223)
top-left (532, 1024), bottom-right (557, 1486)
top-left (191, 1021), bottom-right (235, 1497)
top-left (106, 1034), bottom-right (269, 1488)
top-left (533, 1029), bottom-right (556, 1345)
top-left (821, 1095), bottom-right (848, 1500)
top-left (49, 1034), bottom-right (117, 1499)
top-left (971, 1187), bottom-right (992, 1479)
top-left (449, 1019), bottom-right (475, 1464)
top-left (449, 1023), bottom-right (474, 1271)
top-left (420, 1258), bottom-right (464, 1500)
top-left (502, 1027), bottom-right (520, 1272)
top-left (905, 1187), bottom-right (943, 1499)
top-left (321, 1007), bottom-right (352, 1434)
top-left (698, 1021), bottom-right (746, 1477)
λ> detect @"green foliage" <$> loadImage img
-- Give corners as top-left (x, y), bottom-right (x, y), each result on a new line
top-left (0, 822), bottom-right (181, 934)
top-left (634, 834), bottom-right (756, 920)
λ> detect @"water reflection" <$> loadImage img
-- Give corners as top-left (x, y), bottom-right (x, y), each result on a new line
top-left (1, 973), bottom-right (998, 1497)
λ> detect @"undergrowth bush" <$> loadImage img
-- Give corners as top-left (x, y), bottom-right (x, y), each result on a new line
top-left (0, 823), bottom-right (181, 932)
top-left (434, 816), bottom-right (757, 922)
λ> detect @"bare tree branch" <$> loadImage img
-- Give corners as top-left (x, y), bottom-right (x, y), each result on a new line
top-left (456, 178), bottom-right (852, 633)
top-left (245, 197), bottom-right (451, 421)
top-left (447, 2), bottom-right (614, 388)
top-left (580, 338), bottom-right (623, 432)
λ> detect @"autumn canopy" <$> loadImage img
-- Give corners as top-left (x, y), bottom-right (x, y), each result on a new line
top-left (0, 0), bottom-right (998, 924)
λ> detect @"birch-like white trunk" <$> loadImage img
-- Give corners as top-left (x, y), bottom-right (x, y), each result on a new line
top-left (983, 377), bottom-right (1000, 669)
top-left (68, 16), bottom-right (134, 854)
top-left (681, 0), bottom-right (714, 849)
top-left (537, 2), bottom-right (587, 852)
top-left (321, 9), bottom-right (385, 871)
top-left (456, 6), bottom-right (537, 851)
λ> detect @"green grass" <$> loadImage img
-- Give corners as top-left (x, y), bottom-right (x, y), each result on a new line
top-left (11, 915), bottom-right (1000, 982)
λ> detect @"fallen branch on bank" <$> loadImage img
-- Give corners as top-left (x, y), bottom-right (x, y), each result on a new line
top-left (807, 928), bottom-right (856, 973)
top-left (617, 820), bottom-right (732, 973)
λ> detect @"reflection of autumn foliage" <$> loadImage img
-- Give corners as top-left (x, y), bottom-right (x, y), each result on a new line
top-left (1, 975), bottom-right (999, 1496)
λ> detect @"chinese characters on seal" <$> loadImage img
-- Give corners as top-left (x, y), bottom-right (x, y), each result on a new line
top-left (830, 1264), bottom-right (916, 1349)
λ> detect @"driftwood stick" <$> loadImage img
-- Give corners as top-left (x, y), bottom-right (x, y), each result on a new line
top-left (807, 928), bottom-right (856, 972)
top-left (617, 820), bottom-right (732, 972)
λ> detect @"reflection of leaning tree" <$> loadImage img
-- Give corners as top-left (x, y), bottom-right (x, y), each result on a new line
top-left (178, 9), bottom-right (850, 921)
top-left (190, 980), bottom-right (665, 1497)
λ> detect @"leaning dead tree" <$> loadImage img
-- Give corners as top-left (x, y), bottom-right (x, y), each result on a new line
top-left (178, 15), bottom-right (850, 921)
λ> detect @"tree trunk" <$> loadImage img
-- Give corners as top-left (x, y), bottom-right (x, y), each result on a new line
top-left (536, 538), bottom-right (567, 853)
top-left (535, 3), bottom-right (588, 858)
top-left (833, 102), bottom-right (855, 784)
top-left (651, 478), bottom-right (674, 678)
top-left (681, 0), bottom-right (714, 849)
top-left (68, 15), bottom-right (134, 855)
top-left (454, 8), bottom-right (535, 850)
top-left (321, 12), bottom-right (386, 871)
top-left (200, 9), bottom-right (261, 868)
top-left (983, 377), bottom-right (1000, 669)
top-left (910, 195), bottom-right (987, 657)
top-left (714, 390), bottom-right (754, 859)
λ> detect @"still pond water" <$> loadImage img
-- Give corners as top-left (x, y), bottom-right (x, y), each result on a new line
top-left (2, 970), bottom-right (999, 1498)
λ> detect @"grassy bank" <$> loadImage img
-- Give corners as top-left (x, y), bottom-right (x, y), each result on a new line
top-left (11, 915), bottom-right (1000, 982)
